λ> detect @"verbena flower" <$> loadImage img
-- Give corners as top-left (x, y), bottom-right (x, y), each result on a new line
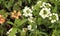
top-left (49, 13), bottom-right (59, 23)
top-left (23, 6), bottom-right (32, 17)
top-left (0, 14), bottom-right (5, 24)
top-left (39, 8), bottom-right (51, 19)
top-left (11, 10), bottom-right (21, 19)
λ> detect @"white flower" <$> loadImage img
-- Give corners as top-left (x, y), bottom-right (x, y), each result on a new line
top-left (40, 2), bottom-right (51, 10)
top-left (36, 1), bottom-right (51, 9)
top-left (37, 1), bottom-right (42, 4)
top-left (40, 2), bottom-right (46, 8)
top-left (22, 28), bottom-right (28, 32)
top-left (42, 2), bottom-right (51, 8)
top-left (6, 28), bottom-right (13, 34)
top-left (39, 8), bottom-right (51, 19)
top-left (46, 3), bottom-right (51, 7)
top-left (36, 1), bottom-right (43, 7)
top-left (27, 25), bottom-right (32, 30)
top-left (49, 13), bottom-right (59, 23)
top-left (27, 25), bottom-right (34, 31)
top-left (23, 6), bottom-right (33, 17)
top-left (28, 17), bottom-right (34, 23)
top-left (31, 6), bottom-right (34, 10)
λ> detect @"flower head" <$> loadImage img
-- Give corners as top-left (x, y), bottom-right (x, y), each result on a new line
top-left (39, 8), bottom-right (51, 19)
top-left (40, 2), bottom-right (51, 9)
top-left (37, 1), bottom-right (43, 7)
top-left (42, 2), bottom-right (51, 7)
top-left (49, 13), bottom-right (59, 23)
top-left (23, 6), bottom-right (33, 17)
top-left (0, 14), bottom-right (5, 24)
top-left (11, 10), bottom-right (21, 19)
top-left (27, 25), bottom-right (32, 30)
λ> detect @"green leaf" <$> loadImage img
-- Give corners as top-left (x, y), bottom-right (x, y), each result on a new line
top-left (0, 0), bottom-right (3, 4)
top-left (21, 31), bottom-right (26, 36)
top-left (13, 3), bottom-right (20, 10)
top-left (6, 21), bottom-right (14, 25)
top-left (8, 28), bottom-right (17, 36)
top-left (4, 0), bottom-right (14, 9)
top-left (18, 0), bottom-right (22, 6)
top-left (0, 10), bottom-right (8, 18)
top-left (27, 0), bottom-right (31, 3)
top-left (37, 17), bottom-right (42, 25)
top-left (52, 29), bottom-right (60, 36)
top-left (14, 19), bottom-right (27, 27)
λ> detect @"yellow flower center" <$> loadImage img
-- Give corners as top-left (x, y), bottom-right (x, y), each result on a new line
top-left (26, 10), bottom-right (30, 13)
top-left (43, 10), bottom-right (47, 15)
top-left (51, 15), bottom-right (56, 20)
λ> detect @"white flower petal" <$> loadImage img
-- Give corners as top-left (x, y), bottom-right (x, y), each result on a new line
top-left (39, 8), bottom-right (51, 19)
top-left (28, 25), bottom-right (32, 30)
top-left (49, 13), bottom-right (59, 23)
top-left (51, 20), bottom-right (54, 23)
top-left (23, 6), bottom-right (33, 17)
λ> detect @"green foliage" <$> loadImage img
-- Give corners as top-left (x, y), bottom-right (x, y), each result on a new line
top-left (0, 0), bottom-right (60, 36)
top-left (8, 28), bottom-right (17, 36)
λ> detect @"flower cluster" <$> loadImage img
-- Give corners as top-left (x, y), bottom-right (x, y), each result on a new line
top-left (49, 13), bottom-right (59, 23)
top-left (0, 14), bottom-right (5, 24)
top-left (37, 1), bottom-right (59, 23)
top-left (23, 6), bottom-right (34, 23)
top-left (11, 10), bottom-right (21, 19)
top-left (23, 6), bottom-right (32, 17)
top-left (39, 7), bottom-right (51, 19)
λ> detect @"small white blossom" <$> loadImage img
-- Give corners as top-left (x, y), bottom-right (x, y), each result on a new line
top-left (39, 8), bottom-right (51, 19)
top-left (37, 1), bottom-right (43, 7)
top-left (28, 17), bottom-right (34, 23)
top-left (49, 13), bottom-right (59, 23)
top-left (46, 3), bottom-right (51, 7)
top-left (40, 2), bottom-right (51, 10)
top-left (31, 6), bottom-right (34, 10)
top-left (28, 25), bottom-right (32, 30)
top-left (6, 28), bottom-right (13, 34)
top-left (22, 28), bottom-right (28, 32)
top-left (41, 2), bottom-right (51, 7)
top-left (37, 1), bottom-right (42, 4)
top-left (23, 6), bottom-right (33, 17)
top-left (40, 2), bottom-right (46, 8)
